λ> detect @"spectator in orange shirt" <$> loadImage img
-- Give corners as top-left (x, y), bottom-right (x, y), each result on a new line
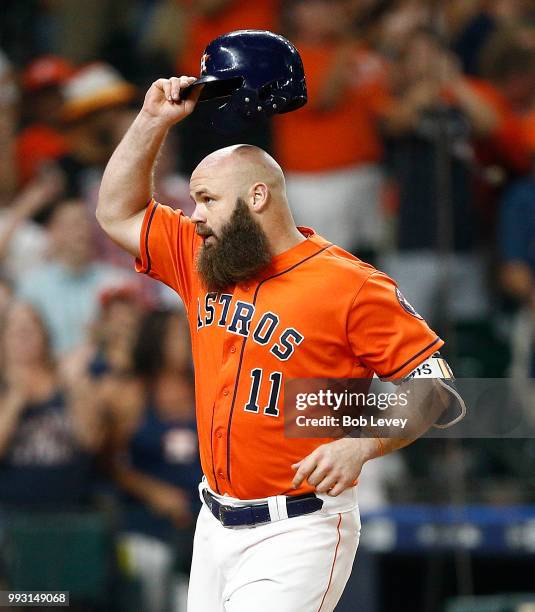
top-left (513, 16), bottom-right (535, 154)
top-left (477, 36), bottom-right (535, 171)
top-left (178, 0), bottom-right (280, 77)
top-left (378, 27), bottom-right (502, 326)
top-left (16, 56), bottom-right (74, 184)
top-left (273, 0), bottom-right (391, 256)
top-left (378, 26), bottom-right (534, 327)
top-left (175, 0), bottom-right (280, 173)
top-left (383, 29), bottom-right (532, 176)
top-left (522, 111), bottom-right (535, 155)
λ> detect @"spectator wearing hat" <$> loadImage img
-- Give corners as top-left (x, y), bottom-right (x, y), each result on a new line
top-left (57, 61), bottom-right (191, 302)
top-left (61, 62), bottom-right (136, 126)
top-left (56, 63), bottom-right (143, 269)
top-left (58, 63), bottom-right (137, 194)
top-left (0, 54), bottom-right (67, 281)
top-left (16, 56), bottom-right (74, 184)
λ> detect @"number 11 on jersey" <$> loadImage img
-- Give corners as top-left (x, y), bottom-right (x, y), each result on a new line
top-left (244, 368), bottom-right (283, 417)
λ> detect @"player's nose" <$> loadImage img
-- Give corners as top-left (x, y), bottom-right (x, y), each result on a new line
top-left (190, 203), bottom-right (207, 224)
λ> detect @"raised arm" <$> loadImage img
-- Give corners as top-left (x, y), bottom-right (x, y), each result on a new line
top-left (96, 75), bottom-right (201, 256)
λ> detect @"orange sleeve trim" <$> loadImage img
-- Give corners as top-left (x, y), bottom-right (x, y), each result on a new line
top-left (135, 200), bottom-right (158, 275)
top-left (381, 337), bottom-right (443, 380)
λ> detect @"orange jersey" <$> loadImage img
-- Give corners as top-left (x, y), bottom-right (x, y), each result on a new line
top-left (135, 199), bottom-right (443, 499)
top-left (522, 109), bottom-right (535, 154)
top-left (463, 78), bottom-right (532, 174)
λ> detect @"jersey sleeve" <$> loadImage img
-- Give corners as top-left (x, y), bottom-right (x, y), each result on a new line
top-left (347, 272), bottom-right (444, 380)
top-left (134, 199), bottom-right (197, 303)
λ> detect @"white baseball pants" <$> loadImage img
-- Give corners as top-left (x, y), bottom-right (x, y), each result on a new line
top-left (187, 481), bottom-right (361, 612)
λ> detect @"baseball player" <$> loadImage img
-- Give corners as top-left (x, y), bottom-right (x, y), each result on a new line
top-left (97, 73), bottom-right (465, 611)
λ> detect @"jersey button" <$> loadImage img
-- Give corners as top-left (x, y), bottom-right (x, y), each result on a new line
top-left (218, 472), bottom-right (225, 480)
top-left (223, 389), bottom-right (229, 396)
top-left (216, 431), bottom-right (222, 439)
top-left (230, 346), bottom-right (236, 354)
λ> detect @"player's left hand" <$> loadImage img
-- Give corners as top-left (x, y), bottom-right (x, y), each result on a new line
top-left (291, 438), bottom-right (376, 496)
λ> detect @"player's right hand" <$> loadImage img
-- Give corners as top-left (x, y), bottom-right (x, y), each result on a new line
top-left (141, 76), bottom-right (202, 127)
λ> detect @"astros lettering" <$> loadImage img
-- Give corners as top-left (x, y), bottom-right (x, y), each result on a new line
top-left (197, 292), bottom-right (304, 361)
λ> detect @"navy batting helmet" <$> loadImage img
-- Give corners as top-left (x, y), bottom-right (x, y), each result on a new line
top-left (183, 29), bottom-right (307, 134)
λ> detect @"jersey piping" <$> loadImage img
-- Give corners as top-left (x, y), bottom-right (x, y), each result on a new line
top-left (224, 242), bottom-right (333, 488)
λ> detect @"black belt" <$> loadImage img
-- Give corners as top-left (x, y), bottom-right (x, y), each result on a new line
top-left (202, 488), bottom-right (323, 528)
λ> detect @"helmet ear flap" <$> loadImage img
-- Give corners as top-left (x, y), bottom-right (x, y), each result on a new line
top-left (211, 98), bottom-right (260, 134)
top-left (265, 92), bottom-right (289, 115)
top-left (211, 85), bottom-right (300, 134)
top-left (230, 88), bottom-right (269, 119)
top-left (257, 79), bottom-right (305, 115)
top-left (279, 87), bottom-right (307, 112)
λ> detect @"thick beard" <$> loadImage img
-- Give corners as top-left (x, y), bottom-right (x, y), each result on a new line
top-left (196, 197), bottom-right (272, 293)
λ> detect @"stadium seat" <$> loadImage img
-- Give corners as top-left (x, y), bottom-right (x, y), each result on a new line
top-left (2, 510), bottom-right (113, 605)
top-left (446, 594), bottom-right (535, 612)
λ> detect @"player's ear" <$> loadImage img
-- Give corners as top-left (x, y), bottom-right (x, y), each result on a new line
top-left (251, 183), bottom-right (269, 211)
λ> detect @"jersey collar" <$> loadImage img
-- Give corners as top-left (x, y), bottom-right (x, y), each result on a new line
top-left (262, 226), bottom-right (332, 276)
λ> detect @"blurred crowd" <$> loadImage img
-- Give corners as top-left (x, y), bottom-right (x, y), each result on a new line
top-left (2, 0), bottom-right (535, 609)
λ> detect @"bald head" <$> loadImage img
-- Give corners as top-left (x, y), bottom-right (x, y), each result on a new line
top-left (191, 144), bottom-right (286, 202)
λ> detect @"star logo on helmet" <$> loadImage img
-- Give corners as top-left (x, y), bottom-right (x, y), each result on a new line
top-left (200, 53), bottom-right (209, 74)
